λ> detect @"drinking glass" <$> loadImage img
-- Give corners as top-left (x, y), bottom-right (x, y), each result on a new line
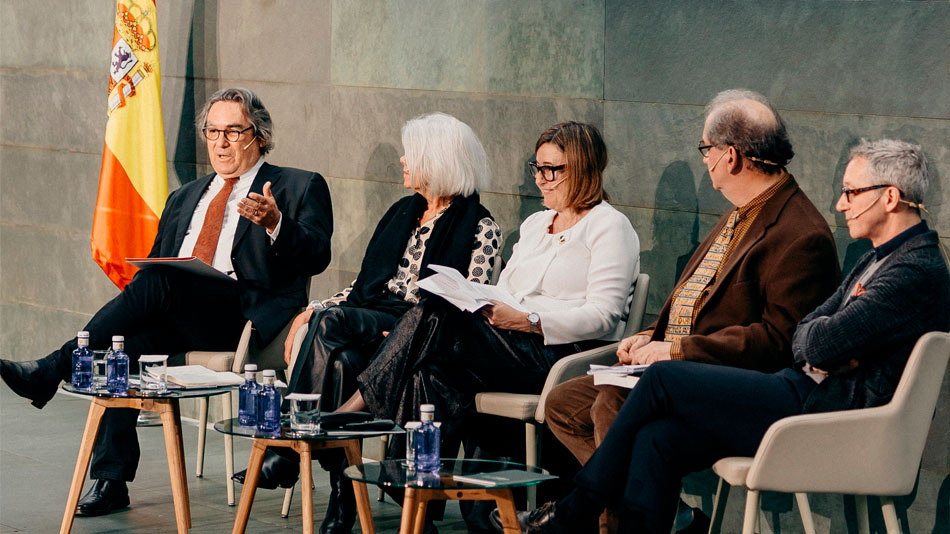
top-left (287, 393), bottom-right (321, 434)
top-left (139, 355), bottom-right (168, 394)
top-left (404, 421), bottom-right (421, 467)
top-left (92, 350), bottom-right (109, 390)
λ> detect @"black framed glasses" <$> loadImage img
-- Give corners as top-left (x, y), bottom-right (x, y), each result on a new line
top-left (840, 184), bottom-right (889, 202)
top-left (527, 161), bottom-right (566, 182)
top-left (697, 141), bottom-right (716, 158)
top-left (202, 125), bottom-right (254, 142)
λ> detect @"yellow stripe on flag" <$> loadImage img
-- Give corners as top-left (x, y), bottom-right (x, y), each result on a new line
top-left (91, 0), bottom-right (168, 289)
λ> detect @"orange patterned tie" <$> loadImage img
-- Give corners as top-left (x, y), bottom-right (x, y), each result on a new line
top-left (192, 177), bottom-right (239, 265)
top-left (665, 210), bottom-right (739, 340)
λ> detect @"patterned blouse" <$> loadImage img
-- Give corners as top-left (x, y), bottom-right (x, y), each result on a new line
top-left (323, 211), bottom-right (502, 306)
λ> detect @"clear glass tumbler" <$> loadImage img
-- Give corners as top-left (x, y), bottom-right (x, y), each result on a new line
top-left (92, 350), bottom-right (109, 390)
top-left (287, 393), bottom-right (321, 434)
top-left (139, 355), bottom-right (168, 394)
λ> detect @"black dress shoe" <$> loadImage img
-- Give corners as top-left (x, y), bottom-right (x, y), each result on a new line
top-left (489, 507), bottom-right (529, 533)
top-left (675, 507), bottom-right (711, 534)
top-left (524, 501), bottom-right (572, 534)
top-left (232, 450), bottom-right (299, 490)
top-left (75, 479), bottom-right (130, 517)
top-left (0, 358), bottom-right (64, 409)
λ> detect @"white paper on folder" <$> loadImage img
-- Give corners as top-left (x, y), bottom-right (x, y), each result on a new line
top-left (416, 264), bottom-right (525, 313)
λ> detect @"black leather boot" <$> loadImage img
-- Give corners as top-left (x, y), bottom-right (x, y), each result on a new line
top-left (318, 453), bottom-right (357, 534)
top-left (232, 449), bottom-right (300, 490)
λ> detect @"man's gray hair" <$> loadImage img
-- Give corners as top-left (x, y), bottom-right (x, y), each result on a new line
top-left (849, 139), bottom-right (930, 204)
top-left (401, 112), bottom-right (490, 198)
top-left (704, 89), bottom-right (794, 174)
top-left (196, 87), bottom-right (274, 155)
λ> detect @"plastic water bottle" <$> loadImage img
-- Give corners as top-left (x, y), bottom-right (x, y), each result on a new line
top-left (70, 331), bottom-right (93, 390)
top-left (238, 364), bottom-right (261, 426)
top-left (106, 335), bottom-right (129, 395)
top-left (257, 370), bottom-right (282, 433)
top-left (414, 404), bottom-right (440, 472)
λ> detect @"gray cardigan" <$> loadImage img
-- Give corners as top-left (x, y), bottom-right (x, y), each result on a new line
top-left (791, 228), bottom-right (950, 413)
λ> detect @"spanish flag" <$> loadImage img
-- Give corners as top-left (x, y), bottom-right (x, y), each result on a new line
top-left (91, 0), bottom-right (167, 289)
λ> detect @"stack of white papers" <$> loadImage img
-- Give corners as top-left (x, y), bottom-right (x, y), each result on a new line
top-left (416, 265), bottom-right (525, 312)
top-left (165, 365), bottom-right (245, 388)
top-left (587, 364), bottom-right (650, 389)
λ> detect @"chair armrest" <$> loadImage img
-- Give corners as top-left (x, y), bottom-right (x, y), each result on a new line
top-left (228, 321), bottom-right (255, 374)
top-left (286, 323), bottom-right (310, 383)
top-left (746, 405), bottom-right (913, 495)
top-left (535, 342), bottom-right (619, 423)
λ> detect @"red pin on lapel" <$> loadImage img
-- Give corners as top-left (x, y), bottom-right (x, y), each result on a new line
top-left (853, 282), bottom-right (866, 297)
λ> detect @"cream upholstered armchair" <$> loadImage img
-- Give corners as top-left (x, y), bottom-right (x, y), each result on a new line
top-left (709, 331), bottom-right (950, 534)
top-left (185, 317), bottom-right (298, 507)
top-left (474, 272), bottom-right (651, 508)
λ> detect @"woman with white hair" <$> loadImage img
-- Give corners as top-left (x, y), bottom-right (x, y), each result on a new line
top-left (234, 112), bottom-right (501, 534)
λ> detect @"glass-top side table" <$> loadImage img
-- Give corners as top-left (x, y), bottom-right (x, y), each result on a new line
top-left (345, 459), bottom-right (556, 534)
top-left (215, 417), bottom-right (403, 534)
top-left (59, 383), bottom-right (236, 534)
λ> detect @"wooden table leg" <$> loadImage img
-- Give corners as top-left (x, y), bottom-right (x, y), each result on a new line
top-left (223, 392), bottom-right (235, 506)
top-left (232, 440), bottom-right (268, 534)
top-left (298, 443), bottom-right (314, 534)
top-left (400, 486), bottom-right (417, 534)
top-left (159, 401), bottom-right (191, 533)
top-left (493, 489), bottom-right (521, 534)
top-left (411, 492), bottom-right (429, 534)
top-left (342, 440), bottom-right (375, 534)
top-left (60, 400), bottom-right (107, 534)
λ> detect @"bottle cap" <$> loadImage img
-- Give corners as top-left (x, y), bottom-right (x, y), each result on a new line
top-left (420, 404), bottom-right (435, 413)
top-left (262, 369), bottom-right (276, 377)
top-left (77, 331), bottom-right (90, 339)
top-left (245, 364), bottom-right (258, 371)
top-left (112, 335), bottom-right (124, 342)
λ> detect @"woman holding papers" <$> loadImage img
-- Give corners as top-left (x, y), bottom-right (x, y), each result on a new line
top-left (343, 121), bottom-right (640, 466)
top-left (235, 112), bottom-right (500, 534)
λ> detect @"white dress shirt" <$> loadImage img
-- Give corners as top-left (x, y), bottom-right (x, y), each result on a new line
top-left (178, 158), bottom-right (280, 276)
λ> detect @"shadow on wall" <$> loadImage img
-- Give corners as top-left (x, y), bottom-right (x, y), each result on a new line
top-left (830, 140), bottom-right (872, 276)
top-left (510, 153), bottom-right (543, 260)
top-left (640, 161), bottom-right (700, 316)
top-left (173, 0), bottom-right (218, 187)
top-left (354, 141), bottom-right (403, 257)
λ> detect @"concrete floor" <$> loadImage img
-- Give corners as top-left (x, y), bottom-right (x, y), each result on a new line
top-left (0, 387), bottom-right (474, 533)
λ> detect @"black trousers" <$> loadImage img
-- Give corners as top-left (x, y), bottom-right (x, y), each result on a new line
top-left (286, 303), bottom-right (405, 411)
top-left (50, 267), bottom-right (246, 481)
top-left (359, 298), bottom-right (602, 461)
top-left (573, 361), bottom-right (816, 533)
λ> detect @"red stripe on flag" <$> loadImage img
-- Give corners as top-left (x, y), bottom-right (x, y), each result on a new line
top-left (91, 144), bottom-right (161, 289)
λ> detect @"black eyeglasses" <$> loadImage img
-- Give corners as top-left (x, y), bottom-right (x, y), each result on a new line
top-left (840, 184), bottom-right (889, 202)
top-left (202, 125), bottom-right (254, 142)
top-left (527, 161), bottom-right (566, 182)
top-left (697, 141), bottom-right (716, 157)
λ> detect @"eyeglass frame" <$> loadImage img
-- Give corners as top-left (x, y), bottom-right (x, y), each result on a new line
top-left (840, 184), bottom-right (890, 203)
top-left (202, 125), bottom-right (255, 143)
top-left (527, 160), bottom-right (566, 182)
top-left (697, 141), bottom-right (718, 158)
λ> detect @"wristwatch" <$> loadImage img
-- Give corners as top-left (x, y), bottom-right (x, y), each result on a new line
top-left (527, 312), bottom-right (541, 334)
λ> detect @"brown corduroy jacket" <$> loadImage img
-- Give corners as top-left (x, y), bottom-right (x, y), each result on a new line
top-left (649, 176), bottom-right (841, 372)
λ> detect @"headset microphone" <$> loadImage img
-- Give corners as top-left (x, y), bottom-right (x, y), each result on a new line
top-left (541, 176), bottom-right (569, 193)
top-left (242, 138), bottom-right (256, 151)
top-left (846, 194), bottom-right (881, 221)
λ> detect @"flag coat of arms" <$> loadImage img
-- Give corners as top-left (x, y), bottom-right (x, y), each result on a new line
top-left (91, 0), bottom-right (167, 288)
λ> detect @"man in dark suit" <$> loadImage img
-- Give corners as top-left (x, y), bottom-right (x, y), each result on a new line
top-left (0, 87), bottom-right (332, 516)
